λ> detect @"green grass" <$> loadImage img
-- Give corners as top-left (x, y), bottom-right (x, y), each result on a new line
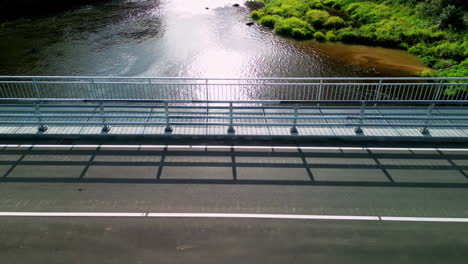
top-left (259, 15), bottom-right (282, 28)
top-left (274, 17), bottom-right (315, 39)
top-left (323, 16), bottom-right (345, 28)
top-left (314, 31), bottom-right (326, 40)
top-left (305, 9), bottom-right (330, 26)
top-left (251, 0), bottom-right (468, 77)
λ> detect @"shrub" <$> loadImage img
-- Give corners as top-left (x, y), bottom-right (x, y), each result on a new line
top-left (399, 28), bottom-right (433, 45)
top-left (432, 59), bottom-right (458, 70)
top-left (431, 41), bottom-right (466, 61)
top-left (346, 2), bottom-right (391, 24)
top-left (336, 27), bottom-right (363, 42)
top-left (292, 28), bottom-right (309, 39)
top-left (314, 31), bottom-right (326, 41)
top-left (344, 3), bottom-right (360, 14)
top-left (305, 9), bottom-right (330, 27)
top-left (408, 42), bottom-right (430, 57)
top-left (251, 10), bottom-right (262, 20)
top-left (274, 17), bottom-right (314, 39)
top-left (274, 23), bottom-right (293, 36)
top-left (432, 59), bottom-right (468, 77)
top-left (325, 30), bottom-right (337, 41)
top-left (259, 15), bottom-right (281, 28)
top-left (438, 5), bottom-right (465, 29)
top-left (270, 5), bottom-right (302, 18)
top-left (429, 30), bottom-right (448, 42)
top-left (323, 0), bottom-right (335, 7)
top-left (420, 55), bottom-right (438, 68)
top-left (308, 0), bottom-right (325, 9)
top-left (323, 16), bottom-right (345, 28)
top-left (263, 0), bottom-right (310, 17)
top-left (416, 0), bottom-right (466, 29)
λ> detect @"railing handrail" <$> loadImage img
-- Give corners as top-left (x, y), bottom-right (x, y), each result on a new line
top-left (1, 76), bottom-right (467, 106)
top-left (0, 98), bottom-right (466, 105)
top-left (0, 76), bottom-right (467, 81)
top-left (0, 81), bottom-right (465, 87)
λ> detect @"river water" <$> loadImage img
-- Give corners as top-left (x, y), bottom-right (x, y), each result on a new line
top-left (0, 0), bottom-right (430, 77)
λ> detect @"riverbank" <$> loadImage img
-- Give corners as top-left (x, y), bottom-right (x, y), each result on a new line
top-left (307, 41), bottom-right (431, 76)
top-left (251, 0), bottom-right (467, 77)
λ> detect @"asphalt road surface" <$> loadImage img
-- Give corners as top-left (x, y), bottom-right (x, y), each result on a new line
top-left (0, 144), bottom-right (468, 263)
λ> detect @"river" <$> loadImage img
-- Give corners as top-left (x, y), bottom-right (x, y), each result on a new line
top-left (0, 0), bottom-right (431, 77)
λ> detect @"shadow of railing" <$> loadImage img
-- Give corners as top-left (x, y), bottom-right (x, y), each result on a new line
top-left (1, 147), bottom-right (467, 188)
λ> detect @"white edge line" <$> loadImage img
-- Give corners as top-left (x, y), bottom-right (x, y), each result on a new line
top-left (146, 213), bottom-right (379, 221)
top-left (366, 147), bottom-right (410, 151)
top-left (0, 212), bottom-right (145, 217)
top-left (234, 146), bottom-right (274, 149)
top-left (0, 212), bottom-right (467, 222)
top-left (0, 212), bottom-right (377, 220)
top-left (381, 217), bottom-right (468, 223)
top-left (138, 145), bottom-right (166, 149)
top-left (98, 145), bottom-right (140, 148)
top-left (437, 148), bottom-right (468, 152)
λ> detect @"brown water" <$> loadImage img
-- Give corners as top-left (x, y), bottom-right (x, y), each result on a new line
top-left (0, 0), bottom-right (431, 77)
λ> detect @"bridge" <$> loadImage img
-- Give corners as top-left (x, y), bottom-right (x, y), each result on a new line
top-left (0, 76), bottom-right (467, 144)
top-left (2, 76), bottom-right (468, 262)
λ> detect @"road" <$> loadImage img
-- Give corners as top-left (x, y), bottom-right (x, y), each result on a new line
top-left (0, 144), bottom-right (468, 263)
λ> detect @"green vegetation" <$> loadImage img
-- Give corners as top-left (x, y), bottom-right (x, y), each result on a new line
top-left (251, 0), bottom-right (468, 76)
top-left (275, 17), bottom-right (314, 39)
top-left (259, 15), bottom-right (281, 28)
top-left (314, 31), bottom-right (326, 41)
top-left (323, 16), bottom-right (345, 28)
top-left (305, 9), bottom-right (330, 26)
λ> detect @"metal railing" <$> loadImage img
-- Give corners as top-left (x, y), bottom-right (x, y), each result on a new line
top-left (0, 76), bottom-right (467, 101)
top-left (1, 98), bottom-right (468, 135)
top-left (0, 76), bottom-right (467, 136)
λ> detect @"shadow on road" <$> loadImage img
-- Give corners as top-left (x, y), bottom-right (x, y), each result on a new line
top-left (1, 146), bottom-right (467, 188)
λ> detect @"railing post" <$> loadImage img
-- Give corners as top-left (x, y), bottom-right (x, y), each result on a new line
top-left (32, 77), bottom-right (41, 99)
top-left (290, 104), bottom-right (298, 134)
top-left (205, 79), bottom-right (209, 125)
top-left (91, 78), bottom-right (97, 99)
top-left (35, 103), bottom-right (48, 132)
top-left (205, 79), bottom-right (209, 100)
top-left (420, 103), bottom-right (435, 135)
top-left (164, 102), bottom-right (173, 133)
top-left (100, 101), bottom-right (111, 132)
top-left (354, 102), bottom-right (365, 134)
top-left (148, 79), bottom-right (152, 99)
top-left (432, 80), bottom-right (444, 101)
top-left (374, 79), bottom-right (382, 102)
top-left (317, 80), bottom-right (323, 100)
top-left (227, 102), bottom-right (235, 134)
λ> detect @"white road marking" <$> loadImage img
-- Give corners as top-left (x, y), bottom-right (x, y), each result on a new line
top-left (0, 212), bottom-right (467, 223)
top-left (138, 145), bottom-right (166, 149)
top-left (146, 213), bottom-right (379, 221)
top-left (437, 148), bottom-right (468, 152)
top-left (381, 217), bottom-right (468, 223)
top-left (0, 212), bottom-right (145, 217)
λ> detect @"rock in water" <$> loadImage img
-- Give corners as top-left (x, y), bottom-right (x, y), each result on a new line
top-left (233, 3), bottom-right (240, 7)
top-left (246, 22), bottom-right (254, 26)
top-left (245, 1), bottom-right (265, 10)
